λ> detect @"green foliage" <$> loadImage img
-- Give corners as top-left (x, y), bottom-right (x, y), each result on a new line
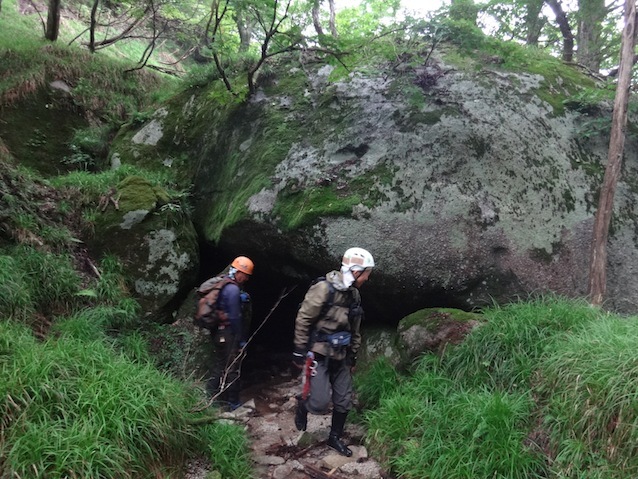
top-left (334, 0), bottom-right (402, 39)
top-left (6, 245), bottom-right (82, 313)
top-left (366, 357), bottom-right (545, 478)
top-left (0, 320), bottom-right (208, 478)
top-left (362, 296), bottom-right (638, 479)
top-left (540, 316), bottom-right (638, 475)
top-left (354, 356), bottom-right (402, 409)
top-left (183, 63), bottom-right (223, 89)
top-left (562, 84), bottom-right (616, 138)
top-left (199, 422), bottom-right (253, 479)
top-left (428, 17), bottom-right (487, 53)
top-left (51, 164), bottom-right (182, 213)
top-left (61, 125), bottom-right (112, 171)
top-left (439, 295), bottom-right (600, 390)
top-left (115, 330), bottom-right (154, 364)
top-left (0, 255), bottom-right (34, 320)
top-left (139, 322), bottom-right (203, 380)
top-left (390, 390), bottom-right (543, 479)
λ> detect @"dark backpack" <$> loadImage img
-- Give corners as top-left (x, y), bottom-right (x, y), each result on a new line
top-left (308, 276), bottom-right (336, 320)
top-left (194, 276), bottom-right (236, 330)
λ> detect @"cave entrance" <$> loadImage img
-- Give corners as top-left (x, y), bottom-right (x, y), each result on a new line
top-left (197, 245), bottom-right (315, 385)
top-left (196, 241), bottom-right (468, 390)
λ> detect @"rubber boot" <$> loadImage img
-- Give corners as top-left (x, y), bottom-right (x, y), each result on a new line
top-left (295, 398), bottom-right (308, 431)
top-left (327, 411), bottom-right (352, 457)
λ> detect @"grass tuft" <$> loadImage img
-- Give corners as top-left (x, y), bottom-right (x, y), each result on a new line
top-left (439, 295), bottom-right (600, 390)
top-left (540, 316), bottom-right (638, 475)
top-left (0, 320), bottom-right (249, 478)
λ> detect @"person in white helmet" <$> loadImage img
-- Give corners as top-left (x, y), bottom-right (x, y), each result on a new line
top-left (292, 247), bottom-right (375, 456)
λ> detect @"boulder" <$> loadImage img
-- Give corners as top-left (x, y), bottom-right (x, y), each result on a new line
top-left (110, 45), bottom-right (638, 320)
top-left (397, 308), bottom-right (482, 362)
top-left (87, 175), bottom-right (199, 320)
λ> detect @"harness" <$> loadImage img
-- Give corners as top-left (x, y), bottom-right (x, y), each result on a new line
top-left (307, 278), bottom-right (362, 351)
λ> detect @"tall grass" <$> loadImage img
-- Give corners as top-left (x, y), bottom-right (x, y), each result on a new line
top-left (0, 320), bottom-right (252, 478)
top-left (439, 295), bottom-right (600, 390)
top-left (0, 246), bottom-right (81, 318)
top-left (354, 355), bottom-right (403, 409)
top-left (0, 254), bottom-right (34, 320)
top-left (361, 296), bottom-right (633, 479)
top-left (540, 316), bottom-right (638, 477)
top-left (365, 365), bottom-right (545, 478)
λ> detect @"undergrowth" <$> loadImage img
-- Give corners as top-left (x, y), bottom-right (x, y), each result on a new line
top-left (0, 320), bottom-right (252, 478)
top-left (360, 296), bottom-right (638, 479)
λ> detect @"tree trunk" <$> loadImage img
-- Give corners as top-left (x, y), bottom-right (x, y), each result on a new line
top-left (236, 12), bottom-right (253, 52)
top-left (89, 0), bottom-right (99, 53)
top-left (577, 0), bottom-right (607, 71)
top-left (546, 0), bottom-right (575, 62)
top-left (45, 0), bottom-right (61, 41)
top-left (312, 0), bottom-right (324, 36)
top-left (525, 0), bottom-right (545, 46)
top-left (588, 0), bottom-right (637, 306)
top-left (328, 0), bottom-right (337, 37)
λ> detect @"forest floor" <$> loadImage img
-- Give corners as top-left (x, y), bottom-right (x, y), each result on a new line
top-left (186, 370), bottom-right (390, 479)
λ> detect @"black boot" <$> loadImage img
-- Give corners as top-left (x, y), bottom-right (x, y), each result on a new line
top-left (328, 411), bottom-right (352, 457)
top-left (295, 398), bottom-right (308, 431)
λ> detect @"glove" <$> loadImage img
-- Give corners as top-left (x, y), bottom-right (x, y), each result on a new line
top-left (240, 291), bottom-right (250, 303)
top-left (347, 352), bottom-right (357, 368)
top-left (292, 350), bottom-right (305, 370)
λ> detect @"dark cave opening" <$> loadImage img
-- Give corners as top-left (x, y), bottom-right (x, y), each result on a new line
top-left (197, 241), bottom-right (471, 386)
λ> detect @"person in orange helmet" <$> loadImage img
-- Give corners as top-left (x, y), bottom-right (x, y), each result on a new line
top-left (206, 255), bottom-right (254, 411)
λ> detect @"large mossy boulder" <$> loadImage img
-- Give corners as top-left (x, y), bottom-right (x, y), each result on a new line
top-left (87, 175), bottom-right (199, 319)
top-left (109, 40), bottom-right (638, 320)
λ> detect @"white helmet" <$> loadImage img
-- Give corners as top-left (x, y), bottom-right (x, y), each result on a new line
top-left (342, 247), bottom-right (375, 272)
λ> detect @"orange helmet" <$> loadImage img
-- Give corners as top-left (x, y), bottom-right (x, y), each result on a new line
top-left (231, 256), bottom-right (254, 275)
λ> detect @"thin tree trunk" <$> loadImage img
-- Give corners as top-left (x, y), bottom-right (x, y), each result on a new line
top-left (236, 12), bottom-right (253, 52)
top-left (45, 0), bottom-right (61, 41)
top-left (588, 0), bottom-right (637, 306)
top-left (312, 0), bottom-right (324, 36)
top-left (525, 0), bottom-right (545, 46)
top-left (546, 0), bottom-right (574, 62)
top-left (89, 0), bottom-right (99, 52)
top-left (328, 0), bottom-right (337, 37)
top-left (577, 0), bottom-right (606, 72)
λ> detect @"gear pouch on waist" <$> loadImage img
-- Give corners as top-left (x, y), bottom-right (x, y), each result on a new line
top-left (325, 331), bottom-right (351, 348)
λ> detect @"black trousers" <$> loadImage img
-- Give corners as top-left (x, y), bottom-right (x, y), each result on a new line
top-left (207, 326), bottom-right (241, 404)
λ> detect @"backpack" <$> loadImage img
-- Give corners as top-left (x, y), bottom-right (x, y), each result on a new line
top-left (194, 276), bottom-right (236, 330)
top-left (308, 276), bottom-right (336, 320)
top-left (305, 276), bottom-right (364, 318)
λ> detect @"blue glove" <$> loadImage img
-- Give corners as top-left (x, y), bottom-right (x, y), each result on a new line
top-left (240, 292), bottom-right (250, 303)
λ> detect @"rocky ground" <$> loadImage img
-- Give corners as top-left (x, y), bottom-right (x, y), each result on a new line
top-left (187, 371), bottom-right (390, 479)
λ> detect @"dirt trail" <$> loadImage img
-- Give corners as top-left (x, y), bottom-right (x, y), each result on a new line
top-left (219, 374), bottom-right (388, 479)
